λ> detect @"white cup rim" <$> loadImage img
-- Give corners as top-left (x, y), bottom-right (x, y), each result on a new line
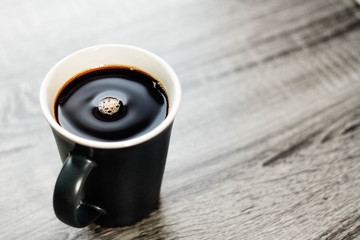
top-left (39, 44), bottom-right (181, 149)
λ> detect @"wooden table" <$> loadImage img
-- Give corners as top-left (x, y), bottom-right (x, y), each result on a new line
top-left (1, 0), bottom-right (360, 239)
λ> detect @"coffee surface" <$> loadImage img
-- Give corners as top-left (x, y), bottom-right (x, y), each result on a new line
top-left (55, 66), bottom-right (168, 141)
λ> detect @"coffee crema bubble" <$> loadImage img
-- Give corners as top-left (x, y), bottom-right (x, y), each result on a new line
top-left (98, 97), bottom-right (122, 116)
top-left (55, 65), bottom-right (169, 141)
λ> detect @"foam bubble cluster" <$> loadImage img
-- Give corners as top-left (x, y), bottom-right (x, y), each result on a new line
top-left (98, 97), bottom-right (122, 115)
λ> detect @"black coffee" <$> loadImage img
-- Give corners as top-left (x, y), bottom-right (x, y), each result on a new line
top-left (55, 66), bottom-right (168, 141)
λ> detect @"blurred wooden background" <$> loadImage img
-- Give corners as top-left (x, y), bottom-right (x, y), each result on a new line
top-left (0, 0), bottom-right (360, 239)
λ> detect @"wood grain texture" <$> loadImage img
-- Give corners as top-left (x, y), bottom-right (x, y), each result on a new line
top-left (0, 0), bottom-right (360, 239)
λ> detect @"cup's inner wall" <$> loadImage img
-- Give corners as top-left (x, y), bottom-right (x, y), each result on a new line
top-left (44, 46), bottom-right (178, 119)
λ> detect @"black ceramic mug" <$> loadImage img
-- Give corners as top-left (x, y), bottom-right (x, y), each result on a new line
top-left (39, 45), bottom-right (181, 228)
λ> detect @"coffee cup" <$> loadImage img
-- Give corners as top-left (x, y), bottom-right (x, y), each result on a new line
top-left (39, 44), bottom-right (181, 228)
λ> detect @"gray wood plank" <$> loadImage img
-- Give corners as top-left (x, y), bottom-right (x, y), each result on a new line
top-left (0, 0), bottom-right (360, 239)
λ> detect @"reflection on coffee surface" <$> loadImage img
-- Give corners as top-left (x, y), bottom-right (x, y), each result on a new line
top-left (55, 65), bottom-right (168, 141)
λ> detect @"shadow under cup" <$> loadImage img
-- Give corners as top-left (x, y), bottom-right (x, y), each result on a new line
top-left (39, 45), bottom-right (181, 228)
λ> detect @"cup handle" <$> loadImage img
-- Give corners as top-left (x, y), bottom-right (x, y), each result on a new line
top-left (53, 155), bottom-right (105, 228)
